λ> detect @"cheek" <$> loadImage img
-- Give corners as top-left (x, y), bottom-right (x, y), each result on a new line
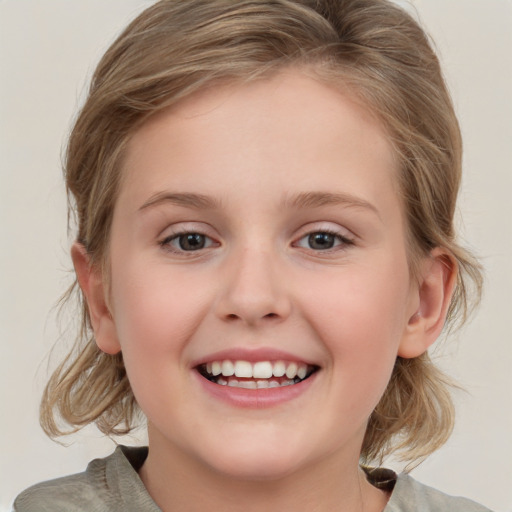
top-left (109, 262), bottom-right (211, 357)
top-left (299, 259), bottom-right (410, 375)
top-left (107, 266), bottom-right (209, 414)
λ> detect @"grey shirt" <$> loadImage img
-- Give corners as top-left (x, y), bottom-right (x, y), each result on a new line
top-left (13, 446), bottom-right (492, 511)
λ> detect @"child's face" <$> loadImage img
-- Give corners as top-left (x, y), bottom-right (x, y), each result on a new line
top-left (102, 70), bottom-right (424, 478)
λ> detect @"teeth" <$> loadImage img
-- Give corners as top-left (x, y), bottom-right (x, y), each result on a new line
top-left (221, 360), bottom-right (235, 377)
top-left (272, 361), bottom-right (286, 377)
top-left (215, 377), bottom-right (299, 389)
top-left (237, 380), bottom-right (257, 389)
top-left (211, 361), bottom-right (222, 376)
top-left (253, 361), bottom-right (273, 379)
top-left (285, 362), bottom-right (298, 379)
top-left (234, 361), bottom-right (253, 378)
top-left (201, 359), bottom-right (315, 387)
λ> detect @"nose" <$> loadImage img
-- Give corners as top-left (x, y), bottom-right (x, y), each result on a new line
top-left (215, 247), bottom-right (292, 326)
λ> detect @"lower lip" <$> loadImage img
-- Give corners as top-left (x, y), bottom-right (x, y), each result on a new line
top-left (194, 371), bottom-right (318, 408)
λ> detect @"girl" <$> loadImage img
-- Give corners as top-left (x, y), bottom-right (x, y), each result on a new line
top-left (13, 1), bottom-right (493, 510)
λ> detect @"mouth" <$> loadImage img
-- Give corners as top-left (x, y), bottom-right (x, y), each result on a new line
top-left (196, 359), bottom-right (319, 389)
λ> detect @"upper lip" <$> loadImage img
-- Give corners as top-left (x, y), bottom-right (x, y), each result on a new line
top-left (190, 347), bottom-right (319, 368)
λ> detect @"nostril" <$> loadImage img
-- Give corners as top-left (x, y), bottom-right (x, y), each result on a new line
top-left (224, 312), bottom-right (279, 322)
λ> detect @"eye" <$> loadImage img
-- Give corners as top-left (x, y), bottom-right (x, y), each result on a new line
top-left (295, 231), bottom-right (353, 251)
top-left (160, 232), bottom-right (216, 252)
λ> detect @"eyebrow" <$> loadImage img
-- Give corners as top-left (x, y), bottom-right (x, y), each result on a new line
top-left (139, 192), bottom-right (221, 211)
top-left (138, 190), bottom-right (379, 218)
top-left (285, 191), bottom-right (380, 218)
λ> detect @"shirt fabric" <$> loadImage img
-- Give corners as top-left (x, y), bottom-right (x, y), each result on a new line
top-left (13, 445), bottom-right (493, 511)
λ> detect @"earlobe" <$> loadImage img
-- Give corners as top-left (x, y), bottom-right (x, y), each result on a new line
top-left (71, 242), bottom-right (121, 355)
top-left (398, 248), bottom-right (457, 359)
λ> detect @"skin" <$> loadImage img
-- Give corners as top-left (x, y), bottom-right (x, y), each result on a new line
top-left (73, 69), bottom-right (456, 512)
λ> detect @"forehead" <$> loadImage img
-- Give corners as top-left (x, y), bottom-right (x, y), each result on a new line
top-left (119, 69), bottom-right (399, 213)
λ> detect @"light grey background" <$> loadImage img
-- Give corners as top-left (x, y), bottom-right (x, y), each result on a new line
top-left (1, 1), bottom-right (511, 510)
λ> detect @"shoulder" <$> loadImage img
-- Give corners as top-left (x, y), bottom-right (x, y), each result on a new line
top-left (386, 473), bottom-right (493, 512)
top-left (13, 471), bottom-right (104, 512)
top-left (12, 446), bottom-right (152, 512)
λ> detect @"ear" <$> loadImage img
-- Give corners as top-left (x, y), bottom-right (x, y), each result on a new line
top-left (398, 248), bottom-right (457, 359)
top-left (71, 242), bottom-right (121, 355)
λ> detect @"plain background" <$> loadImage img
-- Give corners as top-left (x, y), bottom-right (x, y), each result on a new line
top-left (1, 1), bottom-right (511, 510)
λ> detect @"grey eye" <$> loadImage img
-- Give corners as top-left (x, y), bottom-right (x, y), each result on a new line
top-left (177, 233), bottom-right (207, 251)
top-left (294, 230), bottom-right (354, 252)
top-left (307, 232), bottom-right (338, 250)
top-left (160, 229), bottom-right (219, 255)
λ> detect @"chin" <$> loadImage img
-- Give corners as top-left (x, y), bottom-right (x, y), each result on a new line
top-left (211, 454), bottom-right (305, 482)
top-left (197, 433), bottom-right (313, 482)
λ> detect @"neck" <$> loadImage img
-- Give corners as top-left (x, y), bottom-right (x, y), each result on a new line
top-left (139, 429), bottom-right (389, 512)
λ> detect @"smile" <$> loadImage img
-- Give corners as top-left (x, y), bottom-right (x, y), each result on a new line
top-left (197, 360), bottom-right (318, 389)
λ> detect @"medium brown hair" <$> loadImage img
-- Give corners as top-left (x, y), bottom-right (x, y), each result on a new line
top-left (41, 0), bottom-right (482, 464)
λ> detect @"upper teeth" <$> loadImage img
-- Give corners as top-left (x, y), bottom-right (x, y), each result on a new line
top-left (205, 360), bottom-right (309, 380)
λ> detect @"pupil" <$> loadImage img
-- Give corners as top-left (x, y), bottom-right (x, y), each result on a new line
top-left (309, 232), bottom-right (334, 250)
top-left (179, 233), bottom-right (205, 251)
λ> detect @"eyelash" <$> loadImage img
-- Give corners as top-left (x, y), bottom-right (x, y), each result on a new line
top-left (159, 228), bottom-right (354, 255)
top-left (159, 231), bottom-right (217, 254)
top-left (293, 229), bottom-right (355, 252)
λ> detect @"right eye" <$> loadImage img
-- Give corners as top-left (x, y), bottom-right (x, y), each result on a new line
top-left (293, 230), bottom-right (354, 252)
top-left (160, 232), bottom-right (216, 252)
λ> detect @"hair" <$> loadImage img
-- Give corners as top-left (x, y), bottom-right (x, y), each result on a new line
top-left (41, 0), bottom-right (482, 465)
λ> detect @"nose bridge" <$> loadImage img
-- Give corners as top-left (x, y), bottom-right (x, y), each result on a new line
top-left (216, 242), bottom-right (291, 325)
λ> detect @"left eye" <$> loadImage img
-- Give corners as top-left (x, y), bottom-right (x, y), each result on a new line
top-left (162, 232), bottom-right (215, 252)
top-left (295, 231), bottom-right (351, 251)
